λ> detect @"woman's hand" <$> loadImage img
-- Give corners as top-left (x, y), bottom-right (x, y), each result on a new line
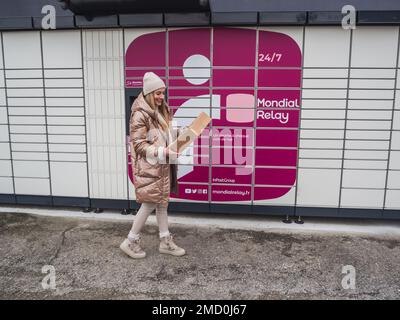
top-left (164, 147), bottom-right (180, 159)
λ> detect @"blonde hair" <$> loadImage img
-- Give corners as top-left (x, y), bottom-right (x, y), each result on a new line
top-left (144, 91), bottom-right (171, 131)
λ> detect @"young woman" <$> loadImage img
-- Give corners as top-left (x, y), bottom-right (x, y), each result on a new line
top-left (120, 72), bottom-right (186, 259)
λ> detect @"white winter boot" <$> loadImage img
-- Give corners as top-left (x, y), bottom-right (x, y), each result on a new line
top-left (159, 234), bottom-right (186, 257)
top-left (120, 237), bottom-right (146, 259)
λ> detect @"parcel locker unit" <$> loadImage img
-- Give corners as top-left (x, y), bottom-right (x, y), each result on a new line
top-left (0, 0), bottom-right (399, 220)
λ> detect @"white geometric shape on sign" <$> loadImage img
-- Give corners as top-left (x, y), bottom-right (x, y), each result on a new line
top-left (183, 54), bottom-right (211, 85)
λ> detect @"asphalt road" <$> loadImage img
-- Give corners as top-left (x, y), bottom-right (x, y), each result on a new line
top-left (0, 212), bottom-right (399, 299)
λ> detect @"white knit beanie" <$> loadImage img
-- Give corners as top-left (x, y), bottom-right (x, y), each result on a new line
top-left (143, 72), bottom-right (166, 96)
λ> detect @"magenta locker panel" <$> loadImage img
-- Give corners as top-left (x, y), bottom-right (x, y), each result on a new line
top-left (125, 27), bottom-right (301, 206)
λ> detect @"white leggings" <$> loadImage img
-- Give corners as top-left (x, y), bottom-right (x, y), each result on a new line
top-left (130, 202), bottom-right (169, 239)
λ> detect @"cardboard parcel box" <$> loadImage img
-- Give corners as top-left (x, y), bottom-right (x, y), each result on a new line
top-left (169, 112), bottom-right (211, 154)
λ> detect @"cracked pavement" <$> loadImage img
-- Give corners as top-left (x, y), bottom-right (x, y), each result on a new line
top-left (0, 212), bottom-right (399, 299)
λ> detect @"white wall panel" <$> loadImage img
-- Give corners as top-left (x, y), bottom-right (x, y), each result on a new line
top-left (47, 126), bottom-right (86, 135)
top-left (46, 88), bottom-right (83, 100)
top-left (391, 131), bottom-right (400, 149)
top-left (398, 72), bottom-right (400, 88)
top-left (0, 37), bottom-right (3, 69)
top-left (0, 107), bottom-right (7, 123)
top-left (348, 90), bottom-right (394, 100)
top-left (346, 121), bottom-right (391, 130)
top-left (5, 69), bottom-right (42, 78)
top-left (7, 98), bottom-right (44, 106)
top-left (8, 107), bottom-right (45, 116)
top-left (342, 169), bottom-right (386, 189)
top-left (345, 140), bottom-right (390, 150)
top-left (341, 189), bottom-right (384, 208)
top-left (14, 178), bottom-right (50, 195)
top-left (3, 32), bottom-right (42, 69)
top-left (0, 71), bottom-right (5, 89)
top-left (0, 125), bottom-right (8, 141)
top-left (10, 134), bottom-right (47, 143)
top-left (304, 27), bottom-right (350, 68)
top-left (47, 117), bottom-right (84, 126)
top-left (45, 79), bottom-right (83, 87)
top-left (300, 139), bottom-right (343, 149)
top-left (393, 111), bottom-right (400, 130)
top-left (9, 116), bottom-right (46, 125)
top-left (7, 88), bottom-right (43, 97)
top-left (48, 144), bottom-right (86, 153)
top-left (387, 170), bottom-right (400, 189)
top-left (46, 97), bottom-right (84, 107)
top-left (4, 26), bottom-right (87, 200)
top-left (349, 79), bottom-right (395, 89)
top-left (297, 168), bottom-right (341, 207)
top-left (0, 177), bottom-right (13, 193)
top-left (346, 130), bottom-right (391, 140)
top-left (50, 162), bottom-right (88, 197)
top-left (351, 27), bottom-right (399, 68)
top-left (48, 135), bottom-right (85, 144)
top-left (10, 125), bottom-right (46, 134)
top-left (385, 190), bottom-right (400, 209)
top-left (350, 69), bottom-right (396, 78)
top-left (343, 160), bottom-right (387, 170)
top-left (12, 152), bottom-right (47, 161)
top-left (347, 110), bottom-right (393, 120)
top-left (42, 31), bottom-right (82, 69)
top-left (300, 130), bottom-right (344, 139)
top-left (348, 29), bottom-right (396, 217)
top-left (389, 151), bottom-right (400, 169)
top-left (300, 119), bottom-right (345, 129)
top-left (6, 79), bottom-right (43, 88)
top-left (11, 143), bottom-right (47, 152)
top-left (2, 31), bottom-right (54, 197)
top-left (46, 107), bottom-right (84, 116)
top-left (0, 90), bottom-right (5, 105)
top-left (301, 110), bottom-right (345, 119)
top-left (299, 159), bottom-right (342, 169)
top-left (0, 160), bottom-right (12, 176)
top-left (303, 68), bottom-right (348, 78)
top-left (44, 69), bottom-right (83, 78)
top-left (46, 89), bottom-right (83, 97)
top-left (302, 79), bottom-right (348, 89)
top-left (13, 161), bottom-right (49, 178)
top-left (300, 149), bottom-right (343, 159)
top-left (348, 99), bottom-right (394, 109)
top-left (302, 89), bottom-right (347, 99)
top-left (50, 153), bottom-right (87, 162)
top-left (0, 143), bottom-right (10, 159)
top-left (302, 100), bottom-right (347, 109)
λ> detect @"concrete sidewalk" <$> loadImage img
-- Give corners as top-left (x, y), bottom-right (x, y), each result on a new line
top-left (2, 204), bottom-right (400, 238)
top-left (0, 208), bottom-right (399, 299)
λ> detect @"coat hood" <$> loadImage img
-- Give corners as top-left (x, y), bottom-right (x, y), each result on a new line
top-left (131, 92), bottom-right (157, 122)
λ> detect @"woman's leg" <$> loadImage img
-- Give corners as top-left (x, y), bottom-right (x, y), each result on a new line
top-left (155, 203), bottom-right (170, 238)
top-left (156, 203), bottom-right (186, 256)
top-left (128, 202), bottom-right (157, 242)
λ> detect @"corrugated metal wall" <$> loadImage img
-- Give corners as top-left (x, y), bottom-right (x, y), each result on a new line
top-left (82, 29), bottom-right (127, 200)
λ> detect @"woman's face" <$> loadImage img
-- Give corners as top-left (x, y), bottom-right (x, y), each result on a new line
top-left (153, 88), bottom-right (165, 107)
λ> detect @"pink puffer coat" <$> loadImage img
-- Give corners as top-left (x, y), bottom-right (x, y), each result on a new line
top-left (129, 93), bottom-right (179, 205)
